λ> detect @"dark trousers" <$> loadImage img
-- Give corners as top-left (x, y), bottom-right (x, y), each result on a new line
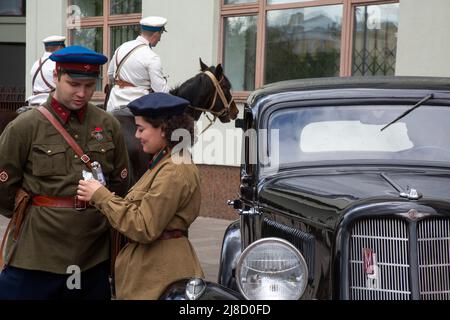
top-left (0, 261), bottom-right (111, 300)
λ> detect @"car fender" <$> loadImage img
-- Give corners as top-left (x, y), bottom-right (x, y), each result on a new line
top-left (218, 219), bottom-right (241, 291)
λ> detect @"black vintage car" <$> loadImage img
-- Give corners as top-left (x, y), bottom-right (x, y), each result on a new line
top-left (161, 76), bottom-right (450, 300)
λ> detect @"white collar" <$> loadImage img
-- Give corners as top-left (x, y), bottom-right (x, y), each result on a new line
top-left (137, 35), bottom-right (150, 45)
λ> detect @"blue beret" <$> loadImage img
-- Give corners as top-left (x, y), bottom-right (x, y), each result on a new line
top-left (50, 45), bottom-right (107, 65)
top-left (128, 93), bottom-right (190, 117)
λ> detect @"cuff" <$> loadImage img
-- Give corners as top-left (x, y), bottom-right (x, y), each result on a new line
top-left (90, 185), bottom-right (115, 210)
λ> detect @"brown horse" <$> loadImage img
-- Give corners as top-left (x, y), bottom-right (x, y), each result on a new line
top-left (111, 58), bottom-right (238, 186)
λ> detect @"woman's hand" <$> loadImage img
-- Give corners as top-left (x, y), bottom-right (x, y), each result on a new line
top-left (77, 179), bottom-right (103, 202)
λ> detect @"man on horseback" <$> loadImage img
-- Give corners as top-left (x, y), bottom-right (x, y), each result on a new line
top-left (26, 35), bottom-right (66, 107)
top-left (106, 16), bottom-right (170, 112)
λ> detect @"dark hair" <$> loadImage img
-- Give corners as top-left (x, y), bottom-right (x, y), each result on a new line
top-left (56, 68), bottom-right (67, 80)
top-left (143, 113), bottom-right (196, 149)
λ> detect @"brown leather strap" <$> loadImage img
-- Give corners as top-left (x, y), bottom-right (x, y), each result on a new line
top-left (32, 195), bottom-right (89, 210)
top-left (114, 43), bottom-right (146, 83)
top-left (115, 79), bottom-right (136, 88)
top-left (0, 189), bottom-right (31, 269)
top-left (32, 57), bottom-right (54, 94)
top-left (157, 229), bottom-right (188, 240)
top-left (39, 62), bottom-right (55, 92)
top-left (36, 106), bottom-right (92, 170)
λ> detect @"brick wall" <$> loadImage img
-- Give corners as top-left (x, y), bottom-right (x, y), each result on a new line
top-left (197, 164), bottom-right (240, 220)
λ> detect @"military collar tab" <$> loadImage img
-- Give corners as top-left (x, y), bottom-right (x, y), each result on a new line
top-left (148, 148), bottom-right (169, 170)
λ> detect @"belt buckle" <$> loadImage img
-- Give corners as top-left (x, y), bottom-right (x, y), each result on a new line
top-left (74, 196), bottom-right (87, 211)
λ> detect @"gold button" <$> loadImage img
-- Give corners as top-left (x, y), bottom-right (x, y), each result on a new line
top-left (74, 134), bottom-right (79, 139)
top-left (47, 150), bottom-right (51, 154)
top-left (74, 155), bottom-right (78, 159)
top-left (101, 148), bottom-right (105, 153)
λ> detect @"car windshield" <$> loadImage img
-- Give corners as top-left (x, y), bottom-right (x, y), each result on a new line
top-left (263, 105), bottom-right (450, 172)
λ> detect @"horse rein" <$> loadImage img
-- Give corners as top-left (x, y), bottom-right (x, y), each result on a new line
top-left (188, 70), bottom-right (235, 134)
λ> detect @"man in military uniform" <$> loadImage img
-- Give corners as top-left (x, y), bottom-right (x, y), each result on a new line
top-left (0, 45), bottom-right (130, 299)
top-left (26, 35), bottom-right (66, 106)
top-left (106, 16), bottom-right (170, 112)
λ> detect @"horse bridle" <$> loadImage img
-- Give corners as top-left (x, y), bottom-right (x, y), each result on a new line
top-left (188, 70), bottom-right (235, 133)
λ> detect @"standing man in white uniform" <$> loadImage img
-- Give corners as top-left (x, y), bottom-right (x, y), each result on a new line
top-left (106, 16), bottom-right (170, 112)
top-left (26, 35), bottom-right (66, 106)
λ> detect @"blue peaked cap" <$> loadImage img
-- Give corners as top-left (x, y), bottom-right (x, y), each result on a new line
top-left (128, 93), bottom-right (190, 117)
top-left (50, 45), bottom-right (107, 65)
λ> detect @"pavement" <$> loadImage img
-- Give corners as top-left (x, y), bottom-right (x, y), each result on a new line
top-left (0, 214), bottom-right (233, 282)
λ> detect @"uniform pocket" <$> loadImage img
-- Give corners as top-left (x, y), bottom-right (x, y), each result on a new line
top-left (87, 141), bottom-right (116, 173)
top-left (32, 144), bottom-right (67, 176)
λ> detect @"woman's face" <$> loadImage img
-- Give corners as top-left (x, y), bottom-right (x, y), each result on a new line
top-left (135, 116), bottom-right (167, 154)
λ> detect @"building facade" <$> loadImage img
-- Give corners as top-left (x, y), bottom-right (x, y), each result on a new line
top-left (0, 0), bottom-right (26, 110)
top-left (3, 0), bottom-right (450, 219)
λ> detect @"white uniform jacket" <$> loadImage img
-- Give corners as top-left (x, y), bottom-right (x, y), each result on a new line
top-left (27, 52), bottom-right (56, 106)
top-left (107, 36), bottom-right (170, 111)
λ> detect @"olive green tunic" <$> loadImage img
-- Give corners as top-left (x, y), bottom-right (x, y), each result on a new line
top-left (90, 153), bottom-right (204, 299)
top-left (0, 99), bottom-right (130, 274)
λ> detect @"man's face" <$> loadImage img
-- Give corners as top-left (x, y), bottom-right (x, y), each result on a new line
top-left (149, 31), bottom-right (163, 47)
top-left (53, 71), bottom-right (96, 110)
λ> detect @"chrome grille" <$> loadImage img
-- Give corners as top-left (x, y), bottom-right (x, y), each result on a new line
top-left (349, 219), bottom-right (410, 300)
top-left (348, 217), bottom-right (450, 300)
top-left (418, 218), bottom-right (450, 300)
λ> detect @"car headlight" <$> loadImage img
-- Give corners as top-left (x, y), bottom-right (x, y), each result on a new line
top-left (236, 237), bottom-right (308, 300)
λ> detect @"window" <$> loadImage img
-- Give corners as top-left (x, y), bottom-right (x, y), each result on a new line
top-left (67, 0), bottom-right (142, 96)
top-left (0, 0), bottom-right (25, 16)
top-left (220, 0), bottom-right (399, 98)
top-left (352, 3), bottom-right (399, 76)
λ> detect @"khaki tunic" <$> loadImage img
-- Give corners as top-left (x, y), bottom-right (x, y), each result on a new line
top-left (90, 154), bottom-right (204, 299)
top-left (0, 98), bottom-right (130, 273)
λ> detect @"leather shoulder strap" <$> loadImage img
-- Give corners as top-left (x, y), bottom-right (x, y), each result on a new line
top-left (32, 58), bottom-right (45, 89)
top-left (32, 58), bottom-right (53, 92)
top-left (114, 44), bottom-right (147, 82)
top-left (36, 106), bottom-right (92, 170)
top-left (39, 60), bottom-right (55, 91)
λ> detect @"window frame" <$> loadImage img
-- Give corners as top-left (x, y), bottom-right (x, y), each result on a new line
top-left (219, 0), bottom-right (398, 101)
top-left (67, 0), bottom-right (142, 99)
top-left (0, 0), bottom-right (25, 17)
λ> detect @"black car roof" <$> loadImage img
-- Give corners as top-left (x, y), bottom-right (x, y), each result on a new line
top-left (248, 76), bottom-right (450, 106)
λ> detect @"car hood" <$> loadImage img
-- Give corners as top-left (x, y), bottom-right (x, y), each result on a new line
top-left (258, 170), bottom-right (450, 227)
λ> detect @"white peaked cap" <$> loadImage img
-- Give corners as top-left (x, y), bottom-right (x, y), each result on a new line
top-left (140, 16), bottom-right (167, 32)
top-left (42, 35), bottom-right (66, 45)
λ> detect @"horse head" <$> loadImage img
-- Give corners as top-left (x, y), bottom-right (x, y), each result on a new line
top-left (170, 58), bottom-right (238, 123)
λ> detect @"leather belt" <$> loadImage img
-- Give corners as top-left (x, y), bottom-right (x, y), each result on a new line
top-left (32, 90), bottom-right (52, 95)
top-left (32, 195), bottom-right (90, 211)
top-left (115, 80), bottom-right (136, 88)
top-left (157, 229), bottom-right (188, 240)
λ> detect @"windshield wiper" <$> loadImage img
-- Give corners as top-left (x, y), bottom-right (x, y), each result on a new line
top-left (381, 93), bottom-right (434, 131)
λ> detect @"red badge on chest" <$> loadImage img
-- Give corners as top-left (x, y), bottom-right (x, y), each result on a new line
top-left (92, 127), bottom-right (104, 142)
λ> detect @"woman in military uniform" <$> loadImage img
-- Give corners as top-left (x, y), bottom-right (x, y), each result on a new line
top-left (77, 93), bottom-right (204, 299)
